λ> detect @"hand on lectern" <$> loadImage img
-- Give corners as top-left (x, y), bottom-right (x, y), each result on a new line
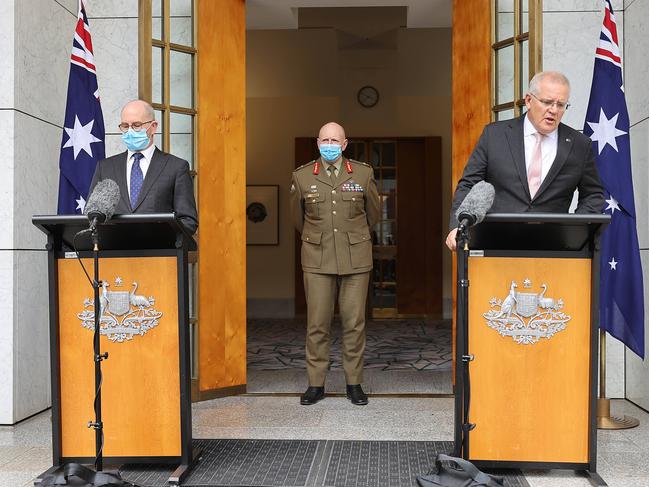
top-left (446, 228), bottom-right (458, 251)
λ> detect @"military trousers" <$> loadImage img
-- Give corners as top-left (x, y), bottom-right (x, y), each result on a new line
top-left (303, 271), bottom-right (371, 386)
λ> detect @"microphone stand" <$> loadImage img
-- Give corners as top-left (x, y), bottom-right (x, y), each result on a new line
top-left (453, 222), bottom-right (475, 458)
top-left (53, 223), bottom-right (133, 486)
top-left (88, 225), bottom-right (108, 472)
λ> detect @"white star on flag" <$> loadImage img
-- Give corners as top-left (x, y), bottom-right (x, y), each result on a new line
top-left (587, 108), bottom-right (627, 154)
top-left (609, 258), bottom-right (618, 270)
top-left (75, 195), bottom-right (86, 212)
top-left (62, 115), bottom-right (102, 159)
top-left (605, 196), bottom-right (620, 214)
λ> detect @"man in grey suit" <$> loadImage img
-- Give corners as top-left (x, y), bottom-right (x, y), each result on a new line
top-left (446, 71), bottom-right (604, 250)
top-left (89, 100), bottom-right (198, 234)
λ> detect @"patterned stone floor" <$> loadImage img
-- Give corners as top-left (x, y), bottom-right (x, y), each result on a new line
top-left (247, 319), bottom-right (452, 372)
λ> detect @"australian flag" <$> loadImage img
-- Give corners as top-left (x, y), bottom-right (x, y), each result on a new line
top-left (583, 0), bottom-right (644, 358)
top-left (57, 0), bottom-right (105, 214)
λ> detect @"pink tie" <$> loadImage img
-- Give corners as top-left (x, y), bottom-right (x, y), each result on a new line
top-left (528, 132), bottom-right (544, 198)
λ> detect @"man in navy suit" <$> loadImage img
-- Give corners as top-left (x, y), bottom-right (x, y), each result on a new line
top-left (446, 71), bottom-right (604, 250)
top-left (89, 100), bottom-right (198, 234)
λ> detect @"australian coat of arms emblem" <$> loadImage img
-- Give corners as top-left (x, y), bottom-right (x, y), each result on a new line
top-left (77, 276), bottom-right (163, 342)
top-left (483, 279), bottom-right (570, 345)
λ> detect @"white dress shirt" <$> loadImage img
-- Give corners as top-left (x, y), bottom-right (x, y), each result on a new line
top-left (126, 144), bottom-right (156, 197)
top-left (523, 115), bottom-right (558, 183)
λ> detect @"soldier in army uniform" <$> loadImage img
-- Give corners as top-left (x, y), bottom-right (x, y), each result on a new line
top-left (290, 122), bottom-right (380, 406)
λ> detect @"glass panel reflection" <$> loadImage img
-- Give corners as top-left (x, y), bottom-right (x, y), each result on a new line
top-left (520, 39), bottom-right (529, 92)
top-left (169, 112), bottom-right (194, 170)
top-left (170, 50), bottom-right (193, 108)
top-left (521, 0), bottom-right (529, 33)
top-left (171, 17), bottom-right (193, 47)
top-left (496, 109), bottom-right (515, 121)
top-left (496, 0), bottom-right (514, 42)
top-left (152, 46), bottom-right (163, 104)
top-left (495, 45), bottom-right (514, 105)
top-left (371, 144), bottom-right (380, 168)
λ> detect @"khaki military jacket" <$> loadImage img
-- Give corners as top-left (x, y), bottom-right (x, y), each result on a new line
top-left (290, 157), bottom-right (380, 275)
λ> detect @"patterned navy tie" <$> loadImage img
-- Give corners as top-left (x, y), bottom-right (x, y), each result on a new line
top-left (130, 152), bottom-right (144, 207)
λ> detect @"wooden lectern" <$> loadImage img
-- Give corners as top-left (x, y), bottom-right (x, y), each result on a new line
top-left (32, 214), bottom-right (197, 484)
top-left (454, 213), bottom-right (610, 485)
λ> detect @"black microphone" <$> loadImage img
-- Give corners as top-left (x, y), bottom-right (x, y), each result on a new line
top-left (84, 179), bottom-right (121, 232)
top-left (455, 181), bottom-right (495, 229)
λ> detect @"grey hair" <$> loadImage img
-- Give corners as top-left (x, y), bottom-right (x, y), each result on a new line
top-left (528, 71), bottom-right (571, 96)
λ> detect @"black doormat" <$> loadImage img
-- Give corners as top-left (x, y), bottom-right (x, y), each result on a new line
top-left (120, 439), bottom-right (529, 487)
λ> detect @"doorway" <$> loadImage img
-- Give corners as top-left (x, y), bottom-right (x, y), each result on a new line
top-left (293, 137), bottom-right (443, 319)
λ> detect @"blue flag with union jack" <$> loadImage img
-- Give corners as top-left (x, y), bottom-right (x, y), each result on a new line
top-left (583, 0), bottom-right (644, 358)
top-left (57, 0), bottom-right (105, 214)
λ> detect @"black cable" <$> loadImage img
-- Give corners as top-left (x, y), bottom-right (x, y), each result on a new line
top-left (72, 230), bottom-right (94, 287)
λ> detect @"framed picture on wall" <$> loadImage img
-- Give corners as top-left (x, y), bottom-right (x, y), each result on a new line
top-left (246, 185), bottom-right (279, 246)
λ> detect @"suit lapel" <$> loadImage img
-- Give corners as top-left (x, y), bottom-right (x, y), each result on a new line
top-left (334, 168), bottom-right (353, 189)
top-left (505, 116), bottom-right (531, 200)
top-left (535, 124), bottom-right (573, 199)
top-left (133, 148), bottom-right (168, 211)
top-left (115, 151), bottom-right (132, 211)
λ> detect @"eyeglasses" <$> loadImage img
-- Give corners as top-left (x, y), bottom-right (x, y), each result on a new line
top-left (118, 120), bottom-right (154, 133)
top-left (529, 93), bottom-right (570, 111)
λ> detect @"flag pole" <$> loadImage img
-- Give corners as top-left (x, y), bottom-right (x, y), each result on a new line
top-left (597, 330), bottom-right (638, 429)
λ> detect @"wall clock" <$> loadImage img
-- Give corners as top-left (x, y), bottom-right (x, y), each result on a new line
top-left (357, 85), bottom-right (379, 108)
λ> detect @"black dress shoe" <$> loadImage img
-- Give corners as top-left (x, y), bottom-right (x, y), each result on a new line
top-left (300, 386), bottom-right (325, 405)
top-left (346, 384), bottom-right (368, 406)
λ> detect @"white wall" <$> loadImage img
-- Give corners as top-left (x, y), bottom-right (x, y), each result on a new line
top-left (624, 0), bottom-right (649, 411)
top-left (542, 0), bottom-right (626, 398)
top-left (0, 0), bottom-right (138, 424)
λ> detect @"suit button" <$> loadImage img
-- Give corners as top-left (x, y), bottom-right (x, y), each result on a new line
top-left (334, 228), bottom-right (338, 232)
top-left (332, 190), bottom-right (336, 194)
top-left (332, 200), bottom-right (336, 204)
top-left (332, 210), bottom-right (336, 215)
top-left (306, 237), bottom-right (310, 241)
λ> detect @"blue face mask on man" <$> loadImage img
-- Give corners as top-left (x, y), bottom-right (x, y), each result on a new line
top-left (122, 128), bottom-right (151, 152)
top-left (319, 144), bottom-right (342, 162)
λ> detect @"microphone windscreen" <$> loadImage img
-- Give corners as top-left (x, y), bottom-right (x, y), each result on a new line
top-left (455, 181), bottom-right (495, 225)
top-left (84, 179), bottom-right (121, 222)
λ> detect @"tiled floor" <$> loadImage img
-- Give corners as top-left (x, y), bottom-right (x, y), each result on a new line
top-left (2, 398), bottom-right (648, 486)
top-left (247, 319), bottom-right (453, 395)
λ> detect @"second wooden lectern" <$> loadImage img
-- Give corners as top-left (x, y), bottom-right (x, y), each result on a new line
top-left (454, 213), bottom-right (610, 485)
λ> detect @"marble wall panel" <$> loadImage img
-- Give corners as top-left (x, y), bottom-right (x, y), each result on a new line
top-left (12, 250), bottom-right (50, 421)
top-left (0, 111), bottom-right (14, 250)
top-left (544, 0), bottom-right (623, 10)
top-left (543, 10), bottom-right (623, 131)
top-left (104, 133), bottom-right (125, 157)
top-left (624, 0), bottom-right (649, 126)
top-left (626, 250), bottom-right (649, 411)
top-left (629, 120), bottom-right (649, 248)
top-left (605, 335), bottom-right (626, 398)
top-left (0, 250), bottom-right (14, 424)
top-left (85, 0), bottom-right (137, 18)
top-left (13, 114), bottom-right (60, 249)
top-left (0, 1), bottom-right (15, 109)
top-left (91, 18), bottom-right (139, 130)
top-left (14, 0), bottom-right (73, 126)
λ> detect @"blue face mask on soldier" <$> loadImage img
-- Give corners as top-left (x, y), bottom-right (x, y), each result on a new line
top-left (122, 128), bottom-right (151, 152)
top-left (319, 144), bottom-right (342, 162)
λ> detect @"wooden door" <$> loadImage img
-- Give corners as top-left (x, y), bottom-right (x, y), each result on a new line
top-left (196, 0), bottom-right (247, 400)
